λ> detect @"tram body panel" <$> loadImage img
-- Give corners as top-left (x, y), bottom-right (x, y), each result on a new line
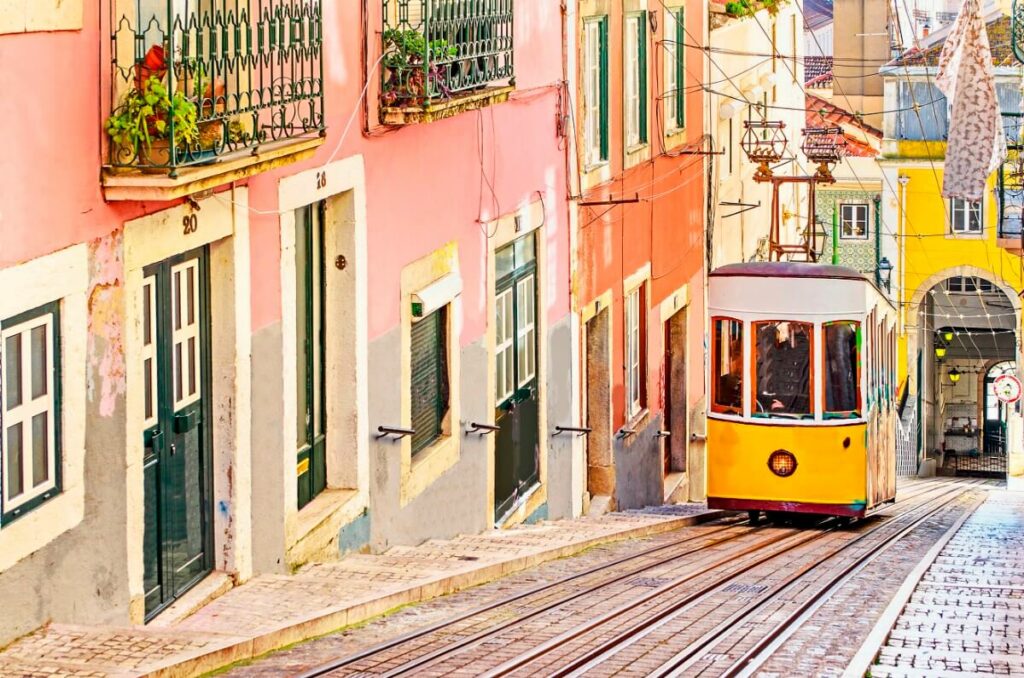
top-left (707, 418), bottom-right (868, 516)
top-left (706, 262), bottom-right (898, 519)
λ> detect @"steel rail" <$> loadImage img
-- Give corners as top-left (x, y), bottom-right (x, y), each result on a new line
top-left (294, 479), bottom-right (960, 678)
top-left (718, 489), bottom-right (990, 678)
top-left (645, 479), bottom-right (990, 678)
top-left (495, 480), bottom-right (980, 678)
top-left (367, 481), bottom-right (947, 677)
top-left (295, 514), bottom-right (753, 678)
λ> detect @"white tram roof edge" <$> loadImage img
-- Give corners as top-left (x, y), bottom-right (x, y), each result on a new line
top-left (709, 262), bottom-right (896, 320)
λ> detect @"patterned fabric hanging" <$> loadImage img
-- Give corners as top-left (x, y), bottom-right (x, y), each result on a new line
top-left (935, 0), bottom-right (1006, 202)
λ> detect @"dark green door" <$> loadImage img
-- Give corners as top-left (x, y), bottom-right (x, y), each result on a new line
top-left (142, 248), bottom-right (212, 620)
top-left (494, 233), bottom-right (540, 521)
top-left (296, 202), bottom-right (327, 509)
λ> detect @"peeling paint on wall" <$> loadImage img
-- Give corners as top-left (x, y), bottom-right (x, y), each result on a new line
top-left (87, 231), bottom-right (125, 418)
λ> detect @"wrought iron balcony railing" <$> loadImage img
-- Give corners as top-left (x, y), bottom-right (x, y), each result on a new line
top-left (108, 0), bottom-right (325, 175)
top-left (381, 0), bottom-right (514, 112)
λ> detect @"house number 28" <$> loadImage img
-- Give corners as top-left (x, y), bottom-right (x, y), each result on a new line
top-left (182, 214), bottom-right (199, 235)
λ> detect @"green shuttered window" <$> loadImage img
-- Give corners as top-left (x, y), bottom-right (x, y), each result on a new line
top-left (625, 13), bottom-right (648, 147)
top-left (584, 16), bottom-right (610, 166)
top-left (411, 307), bottom-right (449, 455)
top-left (1, 301), bottom-right (62, 526)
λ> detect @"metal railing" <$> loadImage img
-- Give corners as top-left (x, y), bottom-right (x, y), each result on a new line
top-left (896, 399), bottom-right (919, 477)
top-left (108, 1), bottom-right (325, 174)
top-left (381, 0), bottom-right (514, 108)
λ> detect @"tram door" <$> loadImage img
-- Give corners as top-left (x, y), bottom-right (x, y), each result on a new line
top-left (142, 249), bottom-right (212, 620)
top-left (494, 234), bottom-right (539, 521)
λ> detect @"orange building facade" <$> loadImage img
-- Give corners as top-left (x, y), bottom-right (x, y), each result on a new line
top-left (572, 0), bottom-right (708, 511)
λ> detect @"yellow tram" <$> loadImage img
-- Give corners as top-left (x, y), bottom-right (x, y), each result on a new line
top-left (707, 262), bottom-right (897, 519)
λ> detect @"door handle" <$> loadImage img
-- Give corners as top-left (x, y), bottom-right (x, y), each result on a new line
top-left (170, 443), bottom-right (177, 456)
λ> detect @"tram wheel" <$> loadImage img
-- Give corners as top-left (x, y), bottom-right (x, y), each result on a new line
top-left (765, 511), bottom-right (788, 525)
top-left (747, 510), bottom-right (761, 525)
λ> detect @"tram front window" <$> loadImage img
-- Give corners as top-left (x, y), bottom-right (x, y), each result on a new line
top-left (753, 321), bottom-right (813, 418)
top-left (824, 321), bottom-right (861, 418)
top-left (712, 318), bottom-right (743, 414)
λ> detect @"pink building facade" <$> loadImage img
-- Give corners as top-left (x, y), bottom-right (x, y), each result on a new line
top-left (0, 0), bottom-right (575, 639)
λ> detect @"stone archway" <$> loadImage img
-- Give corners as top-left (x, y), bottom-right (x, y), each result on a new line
top-left (906, 266), bottom-right (1022, 481)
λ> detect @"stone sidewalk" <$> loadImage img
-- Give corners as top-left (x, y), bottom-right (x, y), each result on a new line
top-left (856, 490), bottom-right (1024, 677)
top-left (0, 504), bottom-right (720, 677)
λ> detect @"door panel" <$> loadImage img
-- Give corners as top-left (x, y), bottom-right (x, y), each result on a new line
top-left (494, 238), bottom-right (539, 522)
top-left (142, 249), bottom-right (211, 620)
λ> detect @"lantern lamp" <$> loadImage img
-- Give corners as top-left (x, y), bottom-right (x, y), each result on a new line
top-left (949, 367), bottom-right (962, 384)
top-left (935, 345), bottom-right (947, 359)
top-left (876, 257), bottom-right (893, 292)
top-left (943, 330), bottom-right (954, 342)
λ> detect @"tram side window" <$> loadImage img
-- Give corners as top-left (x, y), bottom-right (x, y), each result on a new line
top-left (712, 318), bottom-right (743, 414)
top-left (824, 321), bottom-right (861, 418)
top-left (753, 321), bottom-right (813, 418)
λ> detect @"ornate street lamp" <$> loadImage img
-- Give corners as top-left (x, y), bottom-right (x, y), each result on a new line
top-left (949, 367), bottom-right (962, 384)
top-left (876, 257), bottom-right (893, 292)
top-left (935, 343), bottom-right (948, 359)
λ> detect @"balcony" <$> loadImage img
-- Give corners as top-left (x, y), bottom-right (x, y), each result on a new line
top-left (103, 0), bottom-right (326, 201)
top-left (380, 0), bottom-right (514, 125)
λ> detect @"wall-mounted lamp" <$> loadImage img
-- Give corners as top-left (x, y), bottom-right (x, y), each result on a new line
top-left (949, 367), bottom-right (962, 384)
top-left (943, 330), bottom-right (955, 342)
top-left (934, 345), bottom-right (947, 359)
top-left (876, 257), bottom-right (893, 292)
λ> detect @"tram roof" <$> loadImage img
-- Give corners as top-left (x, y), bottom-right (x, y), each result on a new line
top-left (710, 261), bottom-right (868, 282)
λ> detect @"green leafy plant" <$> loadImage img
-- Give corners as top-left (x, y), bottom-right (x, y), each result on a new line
top-left (381, 28), bottom-right (458, 105)
top-left (105, 76), bottom-right (199, 160)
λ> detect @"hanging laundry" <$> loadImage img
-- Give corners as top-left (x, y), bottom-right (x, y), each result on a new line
top-left (935, 0), bottom-right (1005, 202)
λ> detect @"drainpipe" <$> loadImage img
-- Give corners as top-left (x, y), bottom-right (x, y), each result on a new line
top-left (874, 193), bottom-right (882, 287)
top-left (898, 175), bottom-right (910, 332)
top-left (831, 207), bottom-right (839, 265)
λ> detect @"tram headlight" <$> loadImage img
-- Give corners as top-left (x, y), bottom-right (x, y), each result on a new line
top-left (768, 450), bottom-right (798, 477)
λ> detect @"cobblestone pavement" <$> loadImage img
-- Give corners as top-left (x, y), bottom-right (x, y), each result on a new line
top-left (221, 478), bottom-right (988, 677)
top-left (871, 490), bottom-right (1024, 677)
top-left (0, 504), bottom-right (716, 677)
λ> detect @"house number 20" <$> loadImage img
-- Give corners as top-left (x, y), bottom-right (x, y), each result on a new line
top-left (182, 214), bottom-right (199, 235)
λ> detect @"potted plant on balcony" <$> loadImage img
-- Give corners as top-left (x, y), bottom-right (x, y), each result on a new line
top-left (105, 75), bottom-right (200, 169)
top-left (381, 28), bottom-right (457, 106)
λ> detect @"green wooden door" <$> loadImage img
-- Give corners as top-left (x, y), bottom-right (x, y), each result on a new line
top-left (296, 202), bottom-right (327, 509)
top-left (494, 234), bottom-right (540, 522)
top-left (142, 248), bottom-right (212, 620)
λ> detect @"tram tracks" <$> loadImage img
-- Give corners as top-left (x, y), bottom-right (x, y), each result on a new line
top-left (296, 479), bottom-right (969, 677)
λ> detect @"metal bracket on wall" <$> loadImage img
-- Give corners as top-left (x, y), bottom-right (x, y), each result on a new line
top-left (690, 433), bottom-right (707, 443)
top-left (580, 193), bottom-right (641, 207)
top-left (720, 200), bottom-right (761, 219)
top-left (617, 428), bottom-right (637, 439)
top-left (376, 425), bottom-right (415, 440)
top-left (654, 430), bottom-right (671, 438)
top-left (554, 425), bottom-right (593, 438)
top-left (467, 422), bottom-right (501, 436)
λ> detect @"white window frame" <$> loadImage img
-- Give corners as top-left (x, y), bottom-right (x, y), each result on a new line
top-left (664, 8), bottom-right (680, 132)
top-left (839, 203), bottom-right (870, 240)
top-left (625, 15), bottom-right (642, 148)
top-left (950, 198), bottom-right (983, 234)
top-left (516, 275), bottom-right (537, 387)
top-left (625, 285), bottom-right (644, 419)
top-left (1, 306), bottom-right (60, 519)
top-left (495, 288), bottom-right (515, 402)
top-left (583, 18), bottom-right (605, 168)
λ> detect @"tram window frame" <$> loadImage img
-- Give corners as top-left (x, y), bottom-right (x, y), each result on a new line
top-left (823, 320), bottom-right (862, 419)
top-left (751, 320), bottom-right (815, 420)
top-left (711, 317), bottom-right (744, 416)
